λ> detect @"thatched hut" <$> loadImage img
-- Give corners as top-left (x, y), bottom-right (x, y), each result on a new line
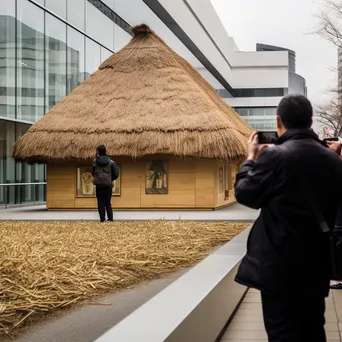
top-left (13, 24), bottom-right (251, 210)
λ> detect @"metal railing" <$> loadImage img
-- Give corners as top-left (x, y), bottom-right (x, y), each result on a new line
top-left (0, 182), bottom-right (47, 209)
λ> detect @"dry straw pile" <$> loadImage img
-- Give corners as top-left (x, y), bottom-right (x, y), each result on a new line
top-left (0, 221), bottom-right (248, 337)
top-left (13, 24), bottom-right (251, 164)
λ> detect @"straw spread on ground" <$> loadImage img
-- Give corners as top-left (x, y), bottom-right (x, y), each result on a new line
top-left (13, 24), bottom-right (252, 164)
top-left (0, 221), bottom-right (249, 338)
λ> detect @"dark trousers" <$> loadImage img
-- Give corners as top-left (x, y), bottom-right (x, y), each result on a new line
top-left (96, 187), bottom-right (113, 222)
top-left (261, 292), bottom-right (326, 342)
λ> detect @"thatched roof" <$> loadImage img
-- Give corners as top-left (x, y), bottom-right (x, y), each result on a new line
top-left (13, 24), bottom-right (252, 163)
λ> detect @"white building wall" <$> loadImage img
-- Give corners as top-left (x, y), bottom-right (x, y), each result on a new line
top-left (227, 97), bottom-right (283, 108)
top-left (231, 67), bottom-right (289, 88)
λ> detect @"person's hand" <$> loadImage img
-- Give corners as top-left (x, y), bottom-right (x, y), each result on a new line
top-left (327, 141), bottom-right (341, 153)
top-left (247, 132), bottom-right (268, 162)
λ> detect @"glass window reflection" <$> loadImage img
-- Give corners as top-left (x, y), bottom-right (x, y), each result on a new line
top-left (86, 1), bottom-right (114, 50)
top-left (0, 0), bottom-right (16, 120)
top-left (67, 27), bottom-right (85, 94)
top-left (100, 47), bottom-right (112, 64)
top-left (0, 119), bottom-right (46, 206)
top-left (67, 0), bottom-right (85, 31)
top-left (17, 0), bottom-right (45, 122)
top-left (85, 38), bottom-right (101, 79)
top-left (46, 14), bottom-right (67, 111)
top-left (114, 23), bottom-right (132, 52)
top-left (46, 0), bottom-right (67, 20)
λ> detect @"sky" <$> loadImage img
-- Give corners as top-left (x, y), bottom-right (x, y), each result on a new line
top-left (210, 0), bottom-right (338, 108)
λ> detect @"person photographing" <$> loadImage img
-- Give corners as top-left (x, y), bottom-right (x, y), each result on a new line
top-left (92, 145), bottom-right (119, 222)
top-left (234, 94), bottom-right (342, 341)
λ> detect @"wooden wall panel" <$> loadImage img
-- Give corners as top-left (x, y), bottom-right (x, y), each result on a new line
top-left (75, 197), bottom-right (97, 208)
top-left (47, 178), bottom-right (75, 208)
top-left (168, 159), bottom-right (196, 173)
top-left (47, 159), bottom-right (227, 209)
top-left (195, 161), bottom-right (215, 207)
top-left (113, 162), bottom-right (142, 208)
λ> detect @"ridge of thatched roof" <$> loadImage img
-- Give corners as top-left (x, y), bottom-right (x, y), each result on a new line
top-left (13, 24), bottom-right (252, 163)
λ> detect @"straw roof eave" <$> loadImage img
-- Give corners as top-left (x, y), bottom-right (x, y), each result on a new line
top-left (13, 127), bottom-right (248, 164)
top-left (13, 24), bottom-right (252, 163)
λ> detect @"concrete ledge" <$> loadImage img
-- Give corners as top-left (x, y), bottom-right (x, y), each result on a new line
top-left (95, 228), bottom-right (250, 342)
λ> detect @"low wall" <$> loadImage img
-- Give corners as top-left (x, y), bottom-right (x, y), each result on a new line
top-left (95, 228), bottom-right (250, 342)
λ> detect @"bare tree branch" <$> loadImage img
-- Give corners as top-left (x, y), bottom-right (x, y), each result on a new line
top-left (313, 0), bottom-right (342, 47)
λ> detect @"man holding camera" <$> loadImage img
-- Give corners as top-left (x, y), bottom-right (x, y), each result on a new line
top-left (234, 94), bottom-right (342, 342)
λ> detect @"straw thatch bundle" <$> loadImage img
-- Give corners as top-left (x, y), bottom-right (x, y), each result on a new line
top-left (0, 221), bottom-right (249, 337)
top-left (13, 24), bottom-right (252, 164)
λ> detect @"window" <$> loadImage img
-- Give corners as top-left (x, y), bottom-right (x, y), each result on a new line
top-left (67, 27), bottom-right (85, 94)
top-left (100, 47), bottom-right (112, 64)
top-left (45, 14), bottom-right (67, 111)
top-left (67, 0), bottom-right (85, 31)
top-left (85, 38), bottom-right (101, 79)
top-left (249, 108), bottom-right (265, 116)
top-left (87, 0), bottom-right (131, 35)
top-left (114, 24), bottom-right (132, 52)
top-left (235, 108), bottom-right (248, 116)
top-left (0, 119), bottom-right (46, 206)
top-left (264, 107), bottom-right (277, 116)
top-left (17, 0), bottom-right (45, 122)
top-left (216, 89), bottom-right (233, 98)
top-left (235, 107), bottom-right (277, 117)
top-left (101, 0), bottom-right (114, 10)
top-left (235, 107), bottom-right (277, 130)
top-left (0, 0), bottom-right (16, 120)
top-left (46, 0), bottom-right (67, 20)
top-left (231, 88), bottom-right (284, 98)
top-left (86, 1), bottom-right (114, 50)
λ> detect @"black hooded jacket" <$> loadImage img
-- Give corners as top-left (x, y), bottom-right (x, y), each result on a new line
top-left (234, 129), bottom-right (342, 297)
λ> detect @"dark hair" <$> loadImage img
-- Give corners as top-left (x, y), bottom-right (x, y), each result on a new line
top-left (96, 145), bottom-right (107, 156)
top-left (277, 94), bottom-right (313, 129)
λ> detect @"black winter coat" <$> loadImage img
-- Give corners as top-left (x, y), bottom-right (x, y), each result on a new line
top-left (235, 129), bottom-right (342, 297)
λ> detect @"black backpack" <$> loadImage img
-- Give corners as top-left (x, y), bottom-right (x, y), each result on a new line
top-left (93, 161), bottom-right (113, 187)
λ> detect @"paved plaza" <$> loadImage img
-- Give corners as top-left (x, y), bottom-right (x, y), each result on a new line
top-left (221, 289), bottom-right (342, 342)
top-left (0, 203), bottom-right (259, 221)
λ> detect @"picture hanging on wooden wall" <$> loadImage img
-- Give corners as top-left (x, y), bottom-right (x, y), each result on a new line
top-left (76, 166), bottom-right (121, 197)
top-left (145, 161), bottom-right (168, 194)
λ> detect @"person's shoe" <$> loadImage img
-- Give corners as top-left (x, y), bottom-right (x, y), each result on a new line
top-left (107, 219), bottom-right (113, 222)
top-left (330, 283), bottom-right (342, 290)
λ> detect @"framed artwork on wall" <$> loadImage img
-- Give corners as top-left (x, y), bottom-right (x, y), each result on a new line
top-left (145, 161), bottom-right (168, 194)
top-left (76, 166), bottom-right (121, 197)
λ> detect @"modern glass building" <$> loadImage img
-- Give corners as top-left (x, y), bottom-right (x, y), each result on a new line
top-left (0, 0), bottom-right (307, 207)
top-left (0, 0), bottom-right (133, 207)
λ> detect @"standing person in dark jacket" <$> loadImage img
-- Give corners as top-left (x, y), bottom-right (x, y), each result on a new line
top-left (325, 140), bottom-right (342, 290)
top-left (234, 94), bottom-right (342, 342)
top-left (92, 145), bottom-right (119, 222)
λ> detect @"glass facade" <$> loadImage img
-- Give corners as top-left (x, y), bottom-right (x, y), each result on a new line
top-left (234, 107), bottom-right (277, 130)
top-left (0, 0), bottom-right (132, 207)
top-left (218, 88), bottom-right (285, 98)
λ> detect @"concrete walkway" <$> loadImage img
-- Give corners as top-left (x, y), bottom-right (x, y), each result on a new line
top-left (0, 203), bottom-right (259, 221)
top-left (221, 289), bottom-right (342, 341)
